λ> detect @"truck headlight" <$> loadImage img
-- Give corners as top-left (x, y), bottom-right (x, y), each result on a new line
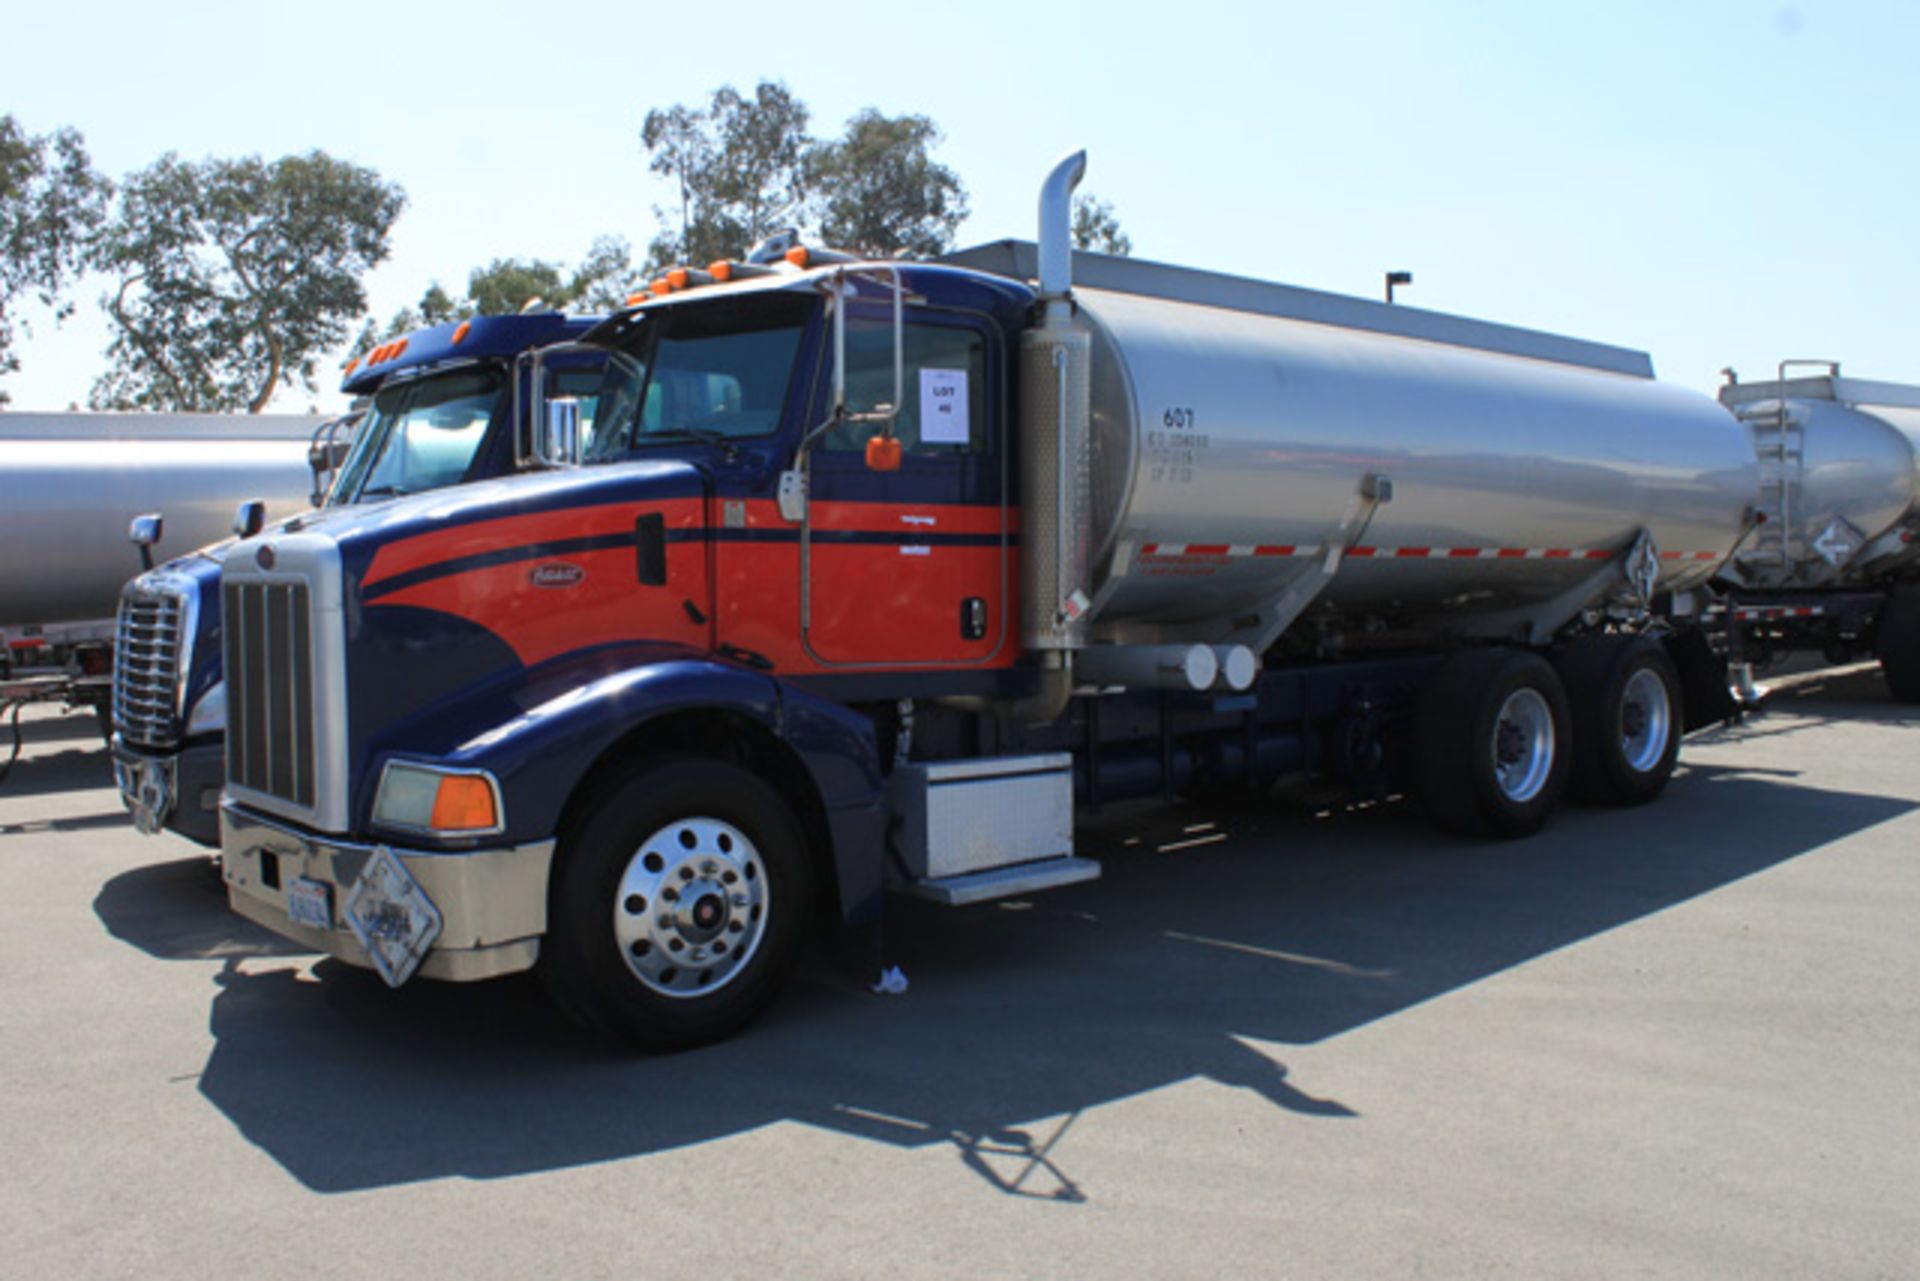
top-left (186, 681), bottom-right (226, 736)
top-left (372, 761), bottom-right (503, 835)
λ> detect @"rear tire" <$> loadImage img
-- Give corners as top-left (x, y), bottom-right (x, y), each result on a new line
top-left (540, 758), bottom-right (811, 1052)
top-left (1876, 586), bottom-right (1920, 703)
top-left (1554, 635), bottom-right (1681, 805)
top-left (1412, 648), bottom-right (1570, 838)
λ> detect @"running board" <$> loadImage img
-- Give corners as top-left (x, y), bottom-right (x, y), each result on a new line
top-left (904, 857), bottom-right (1101, 906)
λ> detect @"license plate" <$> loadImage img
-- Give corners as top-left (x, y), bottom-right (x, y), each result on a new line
top-left (287, 877), bottom-right (333, 930)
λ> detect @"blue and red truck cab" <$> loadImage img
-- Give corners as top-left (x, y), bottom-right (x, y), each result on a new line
top-left (216, 254), bottom-right (1060, 1049)
top-left (111, 312), bottom-right (611, 845)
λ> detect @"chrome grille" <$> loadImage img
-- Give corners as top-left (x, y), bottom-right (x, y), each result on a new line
top-left (114, 586), bottom-right (188, 747)
top-left (224, 579), bottom-right (315, 808)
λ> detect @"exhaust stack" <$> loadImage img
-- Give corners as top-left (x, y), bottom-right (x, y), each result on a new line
top-left (1036, 150), bottom-right (1087, 312)
top-left (1020, 150), bottom-right (1092, 654)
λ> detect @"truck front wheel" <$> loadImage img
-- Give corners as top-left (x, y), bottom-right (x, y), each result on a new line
top-left (541, 759), bottom-right (812, 1051)
top-left (1412, 648), bottom-right (1570, 838)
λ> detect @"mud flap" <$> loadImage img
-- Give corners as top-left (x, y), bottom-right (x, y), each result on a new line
top-left (1663, 629), bottom-right (1737, 732)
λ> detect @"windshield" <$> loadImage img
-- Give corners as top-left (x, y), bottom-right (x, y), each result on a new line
top-left (584, 293), bottom-right (814, 461)
top-left (330, 367), bottom-right (501, 504)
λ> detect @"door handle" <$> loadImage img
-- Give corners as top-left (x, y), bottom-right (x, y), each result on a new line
top-left (961, 597), bottom-right (988, 640)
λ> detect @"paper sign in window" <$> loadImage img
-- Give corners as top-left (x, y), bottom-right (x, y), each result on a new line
top-left (919, 368), bottom-right (970, 445)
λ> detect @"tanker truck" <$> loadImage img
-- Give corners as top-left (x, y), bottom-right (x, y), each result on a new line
top-left (212, 152), bottom-right (1760, 1051)
top-left (1711, 364), bottom-right (1920, 700)
top-left (108, 311), bottom-right (623, 844)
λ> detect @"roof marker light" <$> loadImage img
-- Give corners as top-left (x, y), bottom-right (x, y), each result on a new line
top-left (785, 246), bottom-right (811, 269)
top-left (451, 321), bottom-right (471, 345)
top-left (710, 260), bottom-right (734, 282)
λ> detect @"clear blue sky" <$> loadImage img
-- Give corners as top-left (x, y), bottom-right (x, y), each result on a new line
top-left (5, 0), bottom-right (1914, 411)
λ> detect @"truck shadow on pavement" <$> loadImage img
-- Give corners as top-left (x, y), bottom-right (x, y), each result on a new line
top-left (125, 754), bottom-right (1912, 1198)
top-left (0, 716), bottom-right (115, 802)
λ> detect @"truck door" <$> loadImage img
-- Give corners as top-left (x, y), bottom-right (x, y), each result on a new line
top-left (802, 307), bottom-right (1009, 668)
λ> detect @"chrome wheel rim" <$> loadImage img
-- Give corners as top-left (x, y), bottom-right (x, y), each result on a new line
top-left (613, 817), bottom-right (768, 999)
top-left (1619, 667), bottom-right (1672, 775)
top-left (1492, 687), bottom-right (1555, 803)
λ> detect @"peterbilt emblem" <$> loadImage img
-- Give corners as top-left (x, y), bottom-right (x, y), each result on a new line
top-left (529, 562), bottom-right (585, 588)
top-left (255, 544), bottom-right (277, 570)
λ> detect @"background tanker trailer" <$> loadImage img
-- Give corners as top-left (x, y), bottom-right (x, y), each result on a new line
top-left (210, 153), bottom-right (1763, 1049)
top-left (109, 312), bottom-right (619, 842)
top-left (0, 412), bottom-right (327, 733)
top-left (1713, 363), bottom-right (1920, 700)
top-left (0, 412), bottom-right (326, 635)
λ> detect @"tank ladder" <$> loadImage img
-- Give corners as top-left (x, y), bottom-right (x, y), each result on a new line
top-left (1749, 360), bottom-right (1834, 569)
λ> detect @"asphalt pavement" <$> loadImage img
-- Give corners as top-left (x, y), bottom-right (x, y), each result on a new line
top-left (0, 664), bottom-right (1915, 1279)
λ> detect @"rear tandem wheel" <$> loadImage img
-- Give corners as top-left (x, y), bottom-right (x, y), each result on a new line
top-left (1876, 586), bottom-right (1920, 703)
top-left (1553, 634), bottom-right (1682, 806)
top-left (1412, 648), bottom-right (1571, 839)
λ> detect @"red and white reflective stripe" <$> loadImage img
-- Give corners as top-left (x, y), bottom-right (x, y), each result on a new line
top-left (1734, 605), bottom-right (1826, 621)
top-left (1139, 543), bottom-right (1307, 558)
top-left (1133, 543), bottom-right (1720, 562)
top-left (1344, 546), bottom-right (1614, 561)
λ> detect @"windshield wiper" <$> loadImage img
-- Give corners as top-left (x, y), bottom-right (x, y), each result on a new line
top-left (355, 484), bottom-right (412, 499)
top-left (636, 427), bottom-right (730, 447)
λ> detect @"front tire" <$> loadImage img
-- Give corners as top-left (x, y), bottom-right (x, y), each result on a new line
top-left (1412, 648), bottom-right (1571, 838)
top-left (541, 758), bottom-right (811, 1052)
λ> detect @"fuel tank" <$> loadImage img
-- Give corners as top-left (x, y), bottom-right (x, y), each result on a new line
top-left (1718, 374), bottom-right (1920, 587)
top-left (1059, 262), bottom-right (1757, 640)
top-left (0, 413), bottom-right (322, 626)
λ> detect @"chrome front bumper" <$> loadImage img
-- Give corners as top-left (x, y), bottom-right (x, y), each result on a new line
top-left (221, 801), bottom-right (555, 984)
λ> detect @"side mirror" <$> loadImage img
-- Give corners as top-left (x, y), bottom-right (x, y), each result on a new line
top-left (307, 415), bottom-right (357, 506)
top-left (232, 499), bottom-right (266, 540)
top-left (544, 397), bottom-right (582, 467)
top-left (129, 513), bottom-right (163, 571)
top-left (865, 434), bottom-right (902, 472)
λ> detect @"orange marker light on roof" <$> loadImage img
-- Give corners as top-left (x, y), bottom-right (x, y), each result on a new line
top-left (393, 337), bottom-right (409, 358)
top-left (667, 268), bottom-right (689, 291)
top-left (451, 321), bottom-right (471, 345)
top-left (625, 291), bottom-right (649, 307)
top-left (344, 357), bottom-right (360, 375)
top-left (650, 278), bottom-right (671, 297)
top-left (785, 246), bottom-right (810, 268)
top-left (709, 260), bottom-right (734, 282)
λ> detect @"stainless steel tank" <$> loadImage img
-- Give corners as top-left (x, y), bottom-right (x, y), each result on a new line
top-left (1719, 373), bottom-right (1920, 587)
top-left (0, 413), bottom-right (322, 626)
top-left (1056, 265), bottom-right (1756, 644)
